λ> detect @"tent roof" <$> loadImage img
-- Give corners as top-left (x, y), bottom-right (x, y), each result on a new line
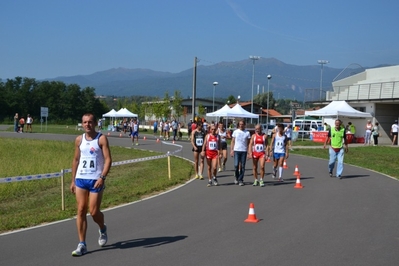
top-left (305, 101), bottom-right (372, 118)
top-left (229, 104), bottom-right (259, 118)
top-left (115, 108), bottom-right (138, 117)
top-left (102, 109), bottom-right (117, 117)
top-left (206, 104), bottom-right (232, 117)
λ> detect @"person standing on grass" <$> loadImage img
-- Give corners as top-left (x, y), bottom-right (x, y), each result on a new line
top-left (201, 124), bottom-right (222, 187)
top-left (191, 121), bottom-right (206, 180)
top-left (70, 113), bottom-right (112, 257)
top-left (230, 119), bottom-right (251, 186)
top-left (323, 119), bottom-right (348, 179)
top-left (217, 122), bottom-right (228, 172)
top-left (372, 122), bottom-right (380, 146)
top-left (364, 120), bottom-right (373, 145)
top-left (19, 116), bottom-right (25, 133)
top-left (248, 124), bottom-right (268, 187)
top-left (391, 120), bottom-right (398, 145)
top-left (26, 114), bottom-right (33, 133)
top-left (14, 113), bottom-right (19, 132)
top-left (269, 123), bottom-right (289, 182)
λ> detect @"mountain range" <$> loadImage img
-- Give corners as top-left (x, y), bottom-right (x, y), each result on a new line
top-left (49, 58), bottom-right (379, 101)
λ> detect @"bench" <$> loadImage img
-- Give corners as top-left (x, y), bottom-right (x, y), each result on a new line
top-left (76, 123), bottom-right (83, 131)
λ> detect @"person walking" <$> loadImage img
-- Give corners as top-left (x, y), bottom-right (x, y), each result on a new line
top-left (191, 121), bottom-right (206, 180)
top-left (391, 120), bottom-right (398, 145)
top-left (230, 119), bottom-right (251, 186)
top-left (201, 124), bottom-right (222, 187)
top-left (19, 116), bottom-right (25, 133)
top-left (70, 113), bottom-right (112, 256)
top-left (248, 124), bottom-right (268, 187)
top-left (269, 123), bottom-right (289, 182)
top-left (364, 120), bottom-right (373, 145)
top-left (217, 122), bottom-right (228, 172)
top-left (171, 119), bottom-right (178, 141)
top-left (130, 119), bottom-right (139, 145)
top-left (323, 119), bottom-right (348, 179)
top-left (372, 122), bottom-right (380, 146)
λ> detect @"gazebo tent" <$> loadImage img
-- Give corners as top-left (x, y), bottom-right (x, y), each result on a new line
top-left (115, 108), bottom-right (138, 118)
top-left (229, 104), bottom-right (259, 119)
top-left (206, 104), bottom-right (232, 117)
top-left (102, 109), bottom-right (117, 117)
top-left (305, 101), bottom-right (372, 118)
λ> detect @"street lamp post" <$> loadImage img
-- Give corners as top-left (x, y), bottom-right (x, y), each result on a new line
top-left (249, 55), bottom-right (260, 123)
top-left (318, 60), bottom-right (329, 101)
top-left (266, 74), bottom-right (272, 126)
top-left (212, 82), bottom-right (218, 112)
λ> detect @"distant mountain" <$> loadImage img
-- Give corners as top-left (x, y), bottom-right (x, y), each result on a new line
top-left (49, 58), bottom-right (370, 101)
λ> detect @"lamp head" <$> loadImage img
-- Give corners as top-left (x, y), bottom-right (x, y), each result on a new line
top-left (213, 82), bottom-right (218, 86)
top-left (267, 74), bottom-right (272, 79)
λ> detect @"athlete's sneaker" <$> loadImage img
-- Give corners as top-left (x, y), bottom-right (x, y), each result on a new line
top-left (213, 178), bottom-right (218, 186)
top-left (207, 180), bottom-right (212, 187)
top-left (329, 172), bottom-right (333, 177)
top-left (234, 178), bottom-right (239, 185)
top-left (252, 180), bottom-right (259, 186)
top-left (272, 169), bottom-right (277, 179)
top-left (278, 177), bottom-right (284, 182)
top-left (135, 143), bottom-right (139, 146)
top-left (222, 164), bottom-right (226, 171)
top-left (98, 225), bottom-right (108, 247)
top-left (218, 167), bottom-right (222, 172)
top-left (71, 243), bottom-right (87, 256)
top-left (239, 181), bottom-right (245, 186)
top-left (199, 175), bottom-right (204, 180)
top-left (337, 175), bottom-right (342, 179)
top-left (195, 174), bottom-right (199, 179)
top-left (259, 180), bottom-right (265, 187)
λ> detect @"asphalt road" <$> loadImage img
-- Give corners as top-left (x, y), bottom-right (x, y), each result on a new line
top-left (1, 131), bottom-right (399, 266)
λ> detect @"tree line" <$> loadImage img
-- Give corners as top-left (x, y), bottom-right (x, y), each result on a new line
top-left (0, 77), bottom-right (107, 123)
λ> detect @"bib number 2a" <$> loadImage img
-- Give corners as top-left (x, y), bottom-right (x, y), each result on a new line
top-left (81, 156), bottom-right (97, 173)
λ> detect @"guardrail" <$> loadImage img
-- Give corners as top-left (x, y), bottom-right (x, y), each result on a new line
top-left (0, 141), bottom-right (183, 210)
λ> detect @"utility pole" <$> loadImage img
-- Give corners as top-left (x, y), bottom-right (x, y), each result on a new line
top-left (192, 57), bottom-right (197, 121)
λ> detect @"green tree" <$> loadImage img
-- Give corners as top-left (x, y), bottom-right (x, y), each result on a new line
top-left (172, 90), bottom-right (183, 120)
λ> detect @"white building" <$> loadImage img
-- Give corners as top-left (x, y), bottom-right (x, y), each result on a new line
top-left (327, 65), bottom-right (399, 144)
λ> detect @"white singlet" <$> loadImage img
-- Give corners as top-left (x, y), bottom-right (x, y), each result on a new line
top-left (76, 133), bottom-right (104, 180)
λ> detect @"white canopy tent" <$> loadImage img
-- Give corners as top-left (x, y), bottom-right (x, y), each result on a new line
top-left (206, 104), bottom-right (232, 117)
top-left (115, 108), bottom-right (138, 118)
top-left (230, 104), bottom-right (259, 119)
top-left (305, 101), bottom-right (372, 118)
top-left (102, 109), bottom-right (117, 117)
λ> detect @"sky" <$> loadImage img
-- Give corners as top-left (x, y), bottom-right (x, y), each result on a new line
top-left (1, 0), bottom-right (398, 80)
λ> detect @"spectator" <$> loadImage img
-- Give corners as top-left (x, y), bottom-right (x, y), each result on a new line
top-left (19, 116), bottom-right (25, 133)
top-left (372, 122), bottom-right (380, 146)
top-left (26, 114), bottom-right (33, 133)
top-left (14, 113), bottom-right (19, 132)
top-left (364, 120), bottom-right (373, 145)
top-left (391, 120), bottom-right (398, 145)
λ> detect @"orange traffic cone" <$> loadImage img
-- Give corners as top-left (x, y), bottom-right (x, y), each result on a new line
top-left (283, 160), bottom-right (288, 169)
top-left (143, 136), bottom-right (146, 140)
top-left (293, 165), bottom-right (301, 176)
top-left (244, 203), bottom-right (260, 223)
top-left (119, 133), bottom-right (122, 137)
top-left (107, 132), bottom-right (110, 136)
top-left (294, 175), bottom-right (303, 189)
top-left (172, 140), bottom-right (175, 144)
top-left (266, 156), bottom-right (271, 163)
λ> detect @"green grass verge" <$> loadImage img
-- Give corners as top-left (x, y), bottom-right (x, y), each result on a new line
top-left (0, 138), bottom-right (194, 233)
top-left (291, 146), bottom-right (399, 179)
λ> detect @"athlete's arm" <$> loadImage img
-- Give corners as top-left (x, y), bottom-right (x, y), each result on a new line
top-left (70, 135), bottom-right (82, 193)
top-left (99, 135), bottom-right (112, 177)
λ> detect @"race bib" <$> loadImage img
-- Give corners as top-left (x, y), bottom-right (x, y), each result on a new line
top-left (196, 138), bottom-right (203, 146)
top-left (254, 144), bottom-right (264, 152)
top-left (208, 141), bottom-right (217, 150)
top-left (80, 156), bottom-right (97, 173)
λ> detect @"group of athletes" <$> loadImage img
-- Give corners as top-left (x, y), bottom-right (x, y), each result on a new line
top-left (190, 120), bottom-right (290, 187)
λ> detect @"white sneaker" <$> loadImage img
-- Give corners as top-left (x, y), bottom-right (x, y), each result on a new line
top-left (98, 225), bottom-right (108, 247)
top-left (72, 243), bottom-right (87, 256)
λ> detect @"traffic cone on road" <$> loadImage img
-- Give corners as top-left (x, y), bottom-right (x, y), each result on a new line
top-left (244, 203), bottom-right (260, 223)
top-left (143, 136), bottom-right (146, 140)
top-left (294, 175), bottom-right (304, 189)
top-left (119, 133), bottom-right (122, 137)
top-left (266, 156), bottom-right (271, 163)
top-left (156, 138), bottom-right (160, 143)
top-left (293, 165), bottom-right (301, 176)
top-left (283, 160), bottom-right (288, 169)
top-left (107, 132), bottom-right (110, 136)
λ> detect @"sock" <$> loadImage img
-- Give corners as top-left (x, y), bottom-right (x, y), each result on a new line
top-left (279, 167), bottom-right (283, 178)
top-left (79, 241), bottom-right (86, 246)
top-left (100, 225), bottom-right (107, 233)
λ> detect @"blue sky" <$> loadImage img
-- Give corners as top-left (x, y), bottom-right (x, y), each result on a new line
top-left (1, 0), bottom-right (398, 80)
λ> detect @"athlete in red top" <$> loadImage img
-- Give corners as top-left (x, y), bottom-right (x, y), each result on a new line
top-left (201, 124), bottom-right (221, 187)
top-left (248, 124), bottom-right (268, 187)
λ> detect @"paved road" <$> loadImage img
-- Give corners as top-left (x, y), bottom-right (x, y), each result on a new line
top-left (1, 131), bottom-right (399, 266)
